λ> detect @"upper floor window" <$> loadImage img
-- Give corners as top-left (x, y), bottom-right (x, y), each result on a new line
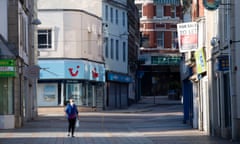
top-left (123, 41), bottom-right (126, 62)
top-left (105, 37), bottom-right (109, 58)
top-left (157, 31), bottom-right (164, 48)
top-left (105, 5), bottom-right (108, 21)
top-left (122, 12), bottom-right (126, 27)
top-left (156, 5), bottom-right (163, 18)
top-left (38, 29), bottom-right (52, 49)
top-left (172, 31), bottom-right (178, 49)
top-left (170, 5), bottom-right (176, 18)
top-left (115, 9), bottom-right (118, 24)
top-left (110, 38), bottom-right (114, 59)
top-left (116, 39), bottom-right (119, 60)
top-left (110, 7), bottom-right (113, 23)
top-left (136, 4), bottom-right (142, 18)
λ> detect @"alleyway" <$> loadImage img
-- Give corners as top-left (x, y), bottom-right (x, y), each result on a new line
top-left (0, 96), bottom-right (238, 144)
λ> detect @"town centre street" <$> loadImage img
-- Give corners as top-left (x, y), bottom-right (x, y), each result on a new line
top-left (0, 96), bottom-right (238, 144)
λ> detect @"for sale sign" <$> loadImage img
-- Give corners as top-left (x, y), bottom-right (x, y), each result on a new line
top-left (177, 22), bottom-right (198, 53)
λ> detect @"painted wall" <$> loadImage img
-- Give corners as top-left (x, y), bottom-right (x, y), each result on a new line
top-left (0, 0), bottom-right (7, 40)
top-left (38, 0), bottom-right (102, 17)
top-left (38, 1), bottom-right (103, 63)
top-left (103, 2), bottom-right (128, 73)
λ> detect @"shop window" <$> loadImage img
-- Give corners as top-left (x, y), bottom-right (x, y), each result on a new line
top-left (0, 78), bottom-right (14, 115)
top-left (43, 85), bottom-right (56, 102)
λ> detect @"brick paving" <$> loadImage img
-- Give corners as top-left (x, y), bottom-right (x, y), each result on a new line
top-left (0, 96), bottom-right (238, 144)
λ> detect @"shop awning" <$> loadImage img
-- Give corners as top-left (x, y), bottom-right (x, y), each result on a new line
top-left (0, 35), bottom-right (15, 59)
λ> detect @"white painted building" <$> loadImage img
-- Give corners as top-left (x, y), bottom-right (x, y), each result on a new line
top-left (37, 0), bottom-right (105, 110)
top-left (102, 0), bottom-right (131, 109)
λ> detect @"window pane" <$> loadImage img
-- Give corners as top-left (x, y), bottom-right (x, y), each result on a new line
top-left (116, 40), bottom-right (119, 60)
top-left (111, 38), bottom-right (114, 59)
top-left (122, 12), bottom-right (125, 26)
top-left (157, 32), bottom-right (164, 47)
top-left (105, 5), bottom-right (108, 21)
top-left (105, 37), bottom-right (109, 58)
top-left (0, 78), bottom-right (14, 115)
top-left (123, 42), bottom-right (126, 62)
top-left (38, 29), bottom-right (52, 49)
top-left (116, 9), bottom-right (118, 24)
top-left (110, 7), bottom-right (113, 23)
top-left (156, 5), bottom-right (163, 18)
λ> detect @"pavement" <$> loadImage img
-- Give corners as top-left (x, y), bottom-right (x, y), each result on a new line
top-left (0, 96), bottom-right (239, 144)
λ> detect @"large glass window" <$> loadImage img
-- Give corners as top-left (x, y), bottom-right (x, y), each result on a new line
top-left (66, 83), bottom-right (85, 105)
top-left (38, 29), bottom-right (52, 49)
top-left (0, 78), bottom-right (14, 115)
top-left (66, 83), bottom-right (97, 107)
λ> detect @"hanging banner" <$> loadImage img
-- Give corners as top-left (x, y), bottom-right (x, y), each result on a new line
top-left (177, 22), bottom-right (198, 53)
top-left (194, 48), bottom-right (207, 74)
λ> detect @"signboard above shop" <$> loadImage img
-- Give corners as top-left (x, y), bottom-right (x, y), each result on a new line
top-left (203, 0), bottom-right (220, 11)
top-left (0, 59), bottom-right (16, 77)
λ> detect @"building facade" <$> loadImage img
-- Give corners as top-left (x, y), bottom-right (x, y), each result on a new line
top-left (102, 0), bottom-right (132, 109)
top-left (37, 0), bottom-right (105, 110)
top-left (135, 0), bottom-right (182, 97)
top-left (180, 0), bottom-right (240, 141)
top-left (0, 0), bottom-right (39, 129)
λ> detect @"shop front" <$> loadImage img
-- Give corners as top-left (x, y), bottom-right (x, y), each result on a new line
top-left (106, 71), bottom-right (132, 109)
top-left (38, 59), bottom-right (105, 110)
top-left (0, 59), bottom-right (16, 129)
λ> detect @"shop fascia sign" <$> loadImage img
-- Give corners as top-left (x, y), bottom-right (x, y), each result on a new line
top-left (177, 22), bottom-right (198, 53)
top-left (0, 59), bottom-right (16, 77)
top-left (194, 48), bottom-right (207, 74)
top-left (203, 0), bottom-right (220, 11)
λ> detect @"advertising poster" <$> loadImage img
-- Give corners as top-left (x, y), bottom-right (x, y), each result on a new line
top-left (177, 22), bottom-right (198, 53)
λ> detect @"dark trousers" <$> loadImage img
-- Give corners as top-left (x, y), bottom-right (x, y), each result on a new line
top-left (68, 118), bottom-right (76, 136)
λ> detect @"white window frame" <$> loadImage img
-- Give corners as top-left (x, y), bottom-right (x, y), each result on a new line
top-left (172, 31), bottom-right (178, 49)
top-left (170, 5), bottom-right (176, 18)
top-left (157, 31), bottom-right (164, 48)
top-left (37, 28), bottom-right (55, 50)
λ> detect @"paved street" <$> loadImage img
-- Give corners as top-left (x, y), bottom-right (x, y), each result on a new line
top-left (0, 96), bottom-right (238, 144)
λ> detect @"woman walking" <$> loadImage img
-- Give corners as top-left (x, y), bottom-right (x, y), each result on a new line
top-left (65, 98), bottom-right (79, 137)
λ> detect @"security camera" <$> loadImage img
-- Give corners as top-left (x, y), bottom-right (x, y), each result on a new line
top-left (210, 37), bottom-right (220, 47)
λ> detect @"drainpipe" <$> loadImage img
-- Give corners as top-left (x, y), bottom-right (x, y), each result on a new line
top-left (227, 0), bottom-right (237, 140)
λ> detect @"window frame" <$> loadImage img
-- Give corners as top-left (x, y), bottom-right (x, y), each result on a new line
top-left (157, 31), bottom-right (164, 48)
top-left (37, 28), bottom-right (54, 50)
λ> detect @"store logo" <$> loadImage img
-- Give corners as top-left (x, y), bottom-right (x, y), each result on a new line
top-left (92, 68), bottom-right (99, 78)
top-left (68, 65), bottom-right (80, 77)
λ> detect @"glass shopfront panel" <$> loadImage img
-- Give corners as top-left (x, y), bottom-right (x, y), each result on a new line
top-left (0, 78), bottom-right (14, 115)
top-left (66, 82), bottom-right (97, 107)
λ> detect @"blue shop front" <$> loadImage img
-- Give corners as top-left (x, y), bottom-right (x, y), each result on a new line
top-left (37, 59), bottom-right (105, 110)
top-left (106, 71), bottom-right (132, 109)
